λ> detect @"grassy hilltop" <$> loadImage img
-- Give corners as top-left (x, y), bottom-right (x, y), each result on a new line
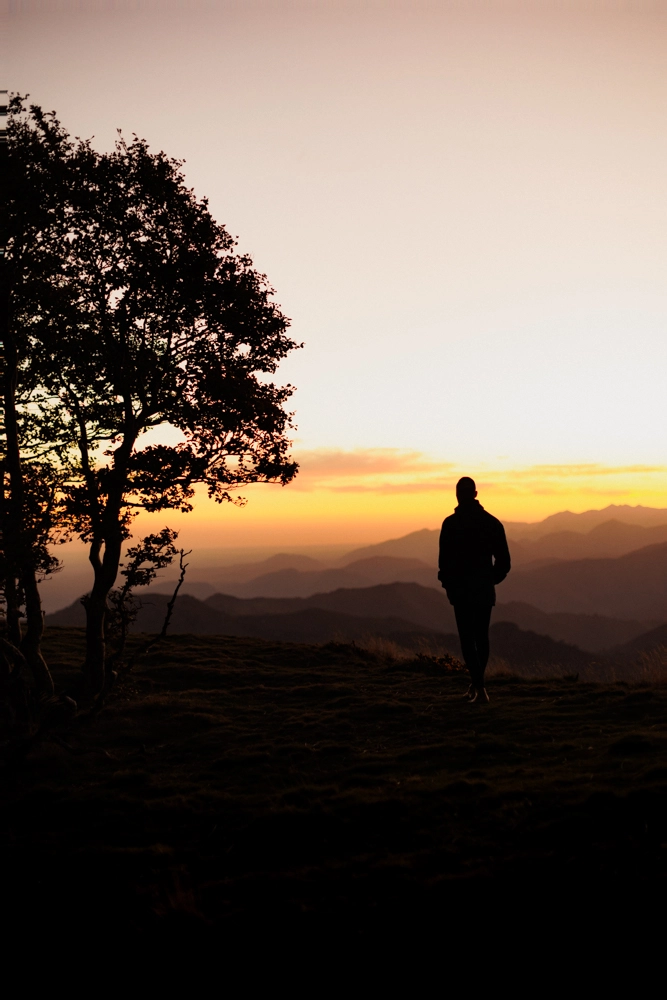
top-left (3, 627), bottom-right (666, 945)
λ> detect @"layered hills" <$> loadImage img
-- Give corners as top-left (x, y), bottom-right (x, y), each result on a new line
top-left (502, 541), bottom-right (667, 619)
top-left (503, 503), bottom-right (667, 538)
top-left (198, 585), bottom-right (657, 652)
top-left (46, 588), bottom-right (600, 670)
top-left (148, 508), bottom-right (667, 602)
top-left (46, 577), bottom-right (664, 664)
top-left (608, 623), bottom-right (667, 661)
top-left (47, 589), bottom-right (454, 648)
top-left (44, 505), bottom-right (667, 666)
top-left (339, 515), bottom-right (667, 572)
top-left (215, 556), bottom-right (436, 598)
top-left (332, 504), bottom-right (667, 565)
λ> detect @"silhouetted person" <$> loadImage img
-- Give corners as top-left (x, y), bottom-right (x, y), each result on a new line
top-left (438, 477), bottom-right (511, 703)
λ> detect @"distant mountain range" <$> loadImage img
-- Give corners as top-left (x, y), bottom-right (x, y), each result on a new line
top-left (45, 589), bottom-right (602, 670)
top-left (334, 513), bottom-right (667, 569)
top-left (42, 506), bottom-right (667, 649)
top-left (501, 540), bottom-right (667, 619)
top-left (609, 623), bottom-right (667, 661)
top-left (46, 576), bottom-right (664, 661)
top-left (201, 584), bottom-right (655, 652)
top-left (509, 519), bottom-right (667, 565)
top-left (148, 522), bottom-right (667, 607)
top-left (333, 504), bottom-right (667, 562)
top-left (203, 581), bottom-right (456, 627)
top-left (335, 528), bottom-right (439, 566)
top-left (503, 503), bottom-right (667, 539)
top-left (218, 556), bottom-right (437, 598)
top-left (47, 590), bottom-right (451, 648)
top-left (493, 601), bottom-right (658, 653)
top-left (145, 507), bottom-right (667, 602)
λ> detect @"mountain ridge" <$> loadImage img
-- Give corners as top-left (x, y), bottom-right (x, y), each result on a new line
top-left (44, 592), bottom-right (602, 670)
top-left (46, 579), bottom-right (663, 655)
top-left (502, 540), bottom-right (667, 618)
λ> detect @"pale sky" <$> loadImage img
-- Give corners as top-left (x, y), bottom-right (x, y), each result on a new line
top-left (7, 0), bottom-right (667, 549)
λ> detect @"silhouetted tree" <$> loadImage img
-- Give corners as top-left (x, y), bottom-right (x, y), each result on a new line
top-left (0, 461), bottom-right (63, 685)
top-left (0, 97), bottom-right (82, 696)
top-left (8, 100), bottom-right (299, 697)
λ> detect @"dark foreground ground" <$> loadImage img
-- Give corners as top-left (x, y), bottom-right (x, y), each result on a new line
top-left (3, 628), bottom-right (666, 950)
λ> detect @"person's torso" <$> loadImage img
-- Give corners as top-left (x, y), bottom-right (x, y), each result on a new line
top-left (441, 505), bottom-right (499, 580)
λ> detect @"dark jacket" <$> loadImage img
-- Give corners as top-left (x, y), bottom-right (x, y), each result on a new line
top-left (438, 500), bottom-right (511, 606)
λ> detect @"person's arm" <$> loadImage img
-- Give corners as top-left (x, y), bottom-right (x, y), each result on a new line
top-left (438, 520), bottom-right (453, 589)
top-left (492, 523), bottom-right (511, 584)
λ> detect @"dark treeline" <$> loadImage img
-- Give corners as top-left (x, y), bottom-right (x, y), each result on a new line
top-left (0, 96), bottom-right (300, 712)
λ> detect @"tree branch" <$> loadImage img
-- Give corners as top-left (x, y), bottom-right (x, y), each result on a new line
top-left (123, 547), bottom-right (191, 672)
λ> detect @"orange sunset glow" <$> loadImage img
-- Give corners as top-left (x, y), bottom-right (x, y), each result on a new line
top-left (7, 0), bottom-right (667, 557)
top-left (132, 451), bottom-right (667, 550)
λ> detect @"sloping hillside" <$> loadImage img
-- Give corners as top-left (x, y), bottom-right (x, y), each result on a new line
top-left (228, 565), bottom-right (374, 598)
top-left (47, 589), bottom-right (607, 669)
top-left (488, 621), bottom-right (600, 670)
top-left (222, 608), bottom-right (448, 646)
top-left (204, 585), bottom-right (651, 653)
top-left (210, 552), bottom-right (326, 584)
top-left (339, 528), bottom-right (439, 565)
top-left (500, 541), bottom-right (667, 618)
top-left (510, 520), bottom-right (667, 567)
top-left (45, 592), bottom-right (452, 647)
top-left (147, 553), bottom-right (330, 599)
top-left (338, 506), bottom-right (667, 565)
top-left (208, 584), bottom-right (656, 653)
top-left (46, 593), bottom-right (226, 632)
top-left (49, 580), bottom-right (658, 654)
top-left (206, 581), bottom-right (456, 630)
top-left (504, 503), bottom-right (667, 540)
top-left (609, 623), bottom-right (667, 662)
top-left (227, 556), bottom-right (436, 598)
top-left (494, 601), bottom-right (658, 653)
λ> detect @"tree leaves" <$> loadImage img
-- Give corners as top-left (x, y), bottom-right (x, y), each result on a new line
top-left (4, 98), bottom-right (301, 692)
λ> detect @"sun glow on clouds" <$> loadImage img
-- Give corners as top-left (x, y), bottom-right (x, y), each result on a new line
top-left (291, 449), bottom-right (667, 497)
top-left (134, 447), bottom-right (667, 549)
top-left (17, 1), bottom-right (666, 551)
top-left (291, 449), bottom-right (453, 490)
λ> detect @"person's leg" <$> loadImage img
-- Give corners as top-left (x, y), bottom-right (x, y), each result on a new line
top-left (472, 604), bottom-right (493, 686)
top-left (454, 603), bottom-right (482, 688)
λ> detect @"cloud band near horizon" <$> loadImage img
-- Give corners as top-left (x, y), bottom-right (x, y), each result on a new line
top-left (127, 448), bottom-right (667, 551)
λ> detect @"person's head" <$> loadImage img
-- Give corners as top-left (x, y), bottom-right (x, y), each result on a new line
top-left (456, 476), bottom-right (477, 503)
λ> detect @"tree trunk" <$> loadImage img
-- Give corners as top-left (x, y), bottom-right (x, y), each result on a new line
top-left (83, 586), bottom-right (107, 698)
top-left (1, 331), bottom-right (53, 695)
top-left (0, 464), bottom-right (22, 646)
top-left (83, 527), bottom-right (123, 697)
top-left (4, 574), bottom-right (22, 647)
top-left (21, 565), bottom-right (53, 697)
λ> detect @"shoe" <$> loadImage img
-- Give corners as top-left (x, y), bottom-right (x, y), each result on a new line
top-left (469, 687), bottom-right (490, 704)
top-left (462, 684), bottom-right (475, 700)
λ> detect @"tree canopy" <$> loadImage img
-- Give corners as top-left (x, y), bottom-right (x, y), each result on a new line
top-left (2, 98), bottom-right (301, 697)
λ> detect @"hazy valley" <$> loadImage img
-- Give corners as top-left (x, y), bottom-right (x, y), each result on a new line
top-left (46, 504), bottom-right (667, 674)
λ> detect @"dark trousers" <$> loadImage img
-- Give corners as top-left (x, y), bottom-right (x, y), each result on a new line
top-left (454, 603), bottom-right (493, 687)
